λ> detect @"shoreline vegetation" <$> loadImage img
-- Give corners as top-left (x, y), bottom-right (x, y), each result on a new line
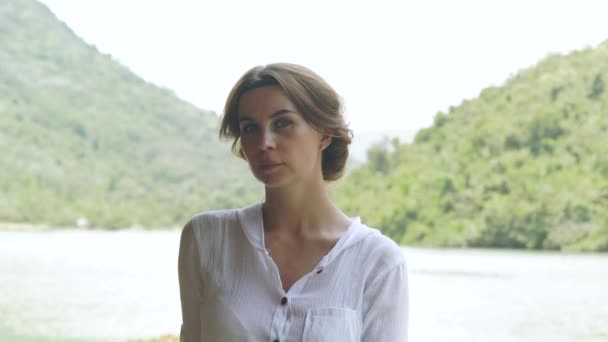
top-left (2, 223), bottom-right (605, 256)
top-left (129, 335), bottom-right (179, 342)
top-left (0, 222), bottom-right (181, 232)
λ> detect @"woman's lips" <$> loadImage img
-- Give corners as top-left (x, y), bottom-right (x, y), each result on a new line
top-left (260, 163), bottom-right (283, 171)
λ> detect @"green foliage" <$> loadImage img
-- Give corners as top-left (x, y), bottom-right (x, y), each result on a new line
top-left (0, 0), bottom-right (262, 228)
top-left (334, 40), bottom-right (608, 251)
top-left (589, 74), bottom-right (605, 100)
top-left (365, 137), bottom-right (398, 174)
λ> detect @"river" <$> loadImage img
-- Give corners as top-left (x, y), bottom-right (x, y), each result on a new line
top-left (1, 229), bottom-right (607, 341)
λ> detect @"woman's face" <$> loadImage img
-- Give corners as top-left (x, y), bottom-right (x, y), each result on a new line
top-left (237, 86), bottom-right (329, 188)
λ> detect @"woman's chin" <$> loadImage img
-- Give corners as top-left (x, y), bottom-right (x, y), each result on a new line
top-left (256, 175), bottom-right (288, 188)
top-left (252, 165), bottom-right (288, 187)
top-left (254, 170), bottom-right (295, 189)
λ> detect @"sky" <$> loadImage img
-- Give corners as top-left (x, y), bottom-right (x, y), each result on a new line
top-left (39, 0), bottom-right (608, 135)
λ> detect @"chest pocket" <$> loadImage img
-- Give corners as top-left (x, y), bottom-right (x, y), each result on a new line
top-left (302, 307), bottom-right (361, 342)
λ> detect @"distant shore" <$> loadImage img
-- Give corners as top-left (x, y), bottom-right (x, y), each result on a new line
top-left (0, 222), bottom-right (181, 232)
top-left (0, 222), bottom-right (56, 232)
top-left (129, 335), bottom-right (179, 342)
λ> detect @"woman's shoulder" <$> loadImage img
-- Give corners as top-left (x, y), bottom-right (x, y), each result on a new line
top-left (180, 204), bottom-right (261, 263)
top-left (355, 223), bottom-right (407, 271)
top-left (182, 202), bottom-right (261, 234)
top-left (184, 208), bottom-right (239, 232)
top-left (190, 208), bottom-right (238, 223)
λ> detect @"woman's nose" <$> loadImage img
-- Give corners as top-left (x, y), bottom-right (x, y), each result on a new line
top-left (258, 130), bottom-right (277, 150)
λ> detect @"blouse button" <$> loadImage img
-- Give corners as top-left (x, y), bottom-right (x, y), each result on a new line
top-left (281, 297), bottom-right (288, 305)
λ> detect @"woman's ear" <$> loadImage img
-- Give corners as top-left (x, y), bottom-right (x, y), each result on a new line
top-left (320, 135), bottom-right (333, 151)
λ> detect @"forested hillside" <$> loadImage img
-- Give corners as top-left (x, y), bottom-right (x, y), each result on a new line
top-left (4, 0), bottom-right (608, 252)
top-left (335, 41), bottom-right (608, 251)
top-left (0, 0), bottom-right (261, 228)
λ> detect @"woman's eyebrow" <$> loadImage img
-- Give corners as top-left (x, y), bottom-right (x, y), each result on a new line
top-left (239, 109), bottom-right (295, 122)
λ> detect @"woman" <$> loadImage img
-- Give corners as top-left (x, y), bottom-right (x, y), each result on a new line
top-left (178, 63), bottom-right (408, 341)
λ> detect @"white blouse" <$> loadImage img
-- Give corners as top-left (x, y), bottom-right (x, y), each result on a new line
top-left (178, 203), bottom-right (408, 342)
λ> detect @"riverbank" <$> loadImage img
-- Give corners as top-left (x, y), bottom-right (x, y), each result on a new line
top-left (0, 222), bottom-right (181, 232)
top-left (0, 222), bottom-right (55, 232)
top-left (129, 335), bottom-right (178, 342)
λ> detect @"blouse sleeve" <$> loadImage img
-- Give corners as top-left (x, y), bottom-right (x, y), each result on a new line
top-left (362, 262), bottom-right (409, 342)
top-left (178, 220), bottom-right (204, 342)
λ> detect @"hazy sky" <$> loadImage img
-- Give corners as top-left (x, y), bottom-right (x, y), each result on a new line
top-left (39, 0), bottom-right (608, 134)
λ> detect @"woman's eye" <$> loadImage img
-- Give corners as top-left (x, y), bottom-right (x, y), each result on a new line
top-left (275, 118), bottom-right (292, 129)
top-left (241, 124), bottom-right (257, 134)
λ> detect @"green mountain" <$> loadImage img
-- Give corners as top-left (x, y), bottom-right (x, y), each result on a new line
top-left (0, 0), bottom-right (261, 228)
top-left (335, 41), bottom-right (608, 251)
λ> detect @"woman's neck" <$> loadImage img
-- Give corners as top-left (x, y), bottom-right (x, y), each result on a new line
top-left (262, 182), bottom-right (349, 237)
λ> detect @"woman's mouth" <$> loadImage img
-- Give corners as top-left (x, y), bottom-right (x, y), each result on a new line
top-left (260, 163), bottom-right (283, 171)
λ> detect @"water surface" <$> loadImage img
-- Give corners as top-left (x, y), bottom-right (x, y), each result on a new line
top-left (1, 230), bottom-right (607, 341)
